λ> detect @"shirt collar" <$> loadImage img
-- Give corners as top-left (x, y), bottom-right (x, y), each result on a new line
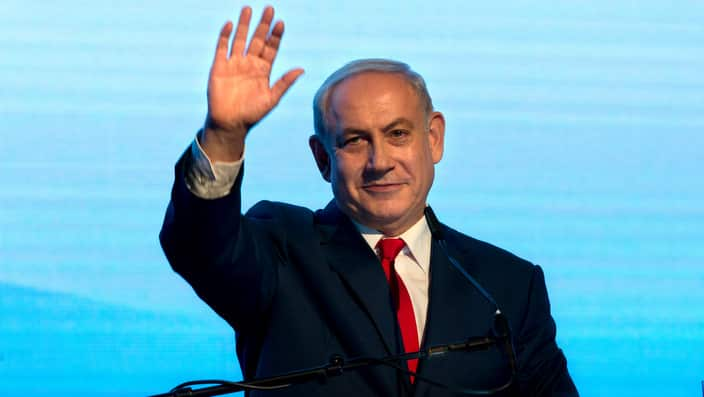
top-left (354, 215), bottom-right (432, 274)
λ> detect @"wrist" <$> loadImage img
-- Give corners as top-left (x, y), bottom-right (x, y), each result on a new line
top-left (200, 124), bottom-right (245, 163)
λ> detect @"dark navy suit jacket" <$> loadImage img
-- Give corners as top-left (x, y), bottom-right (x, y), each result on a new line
top-left (160, 152), bottom-right (578, 396)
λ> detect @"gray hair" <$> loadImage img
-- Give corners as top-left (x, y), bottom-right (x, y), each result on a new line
top-left (312, 59), bottom-right (434, 139)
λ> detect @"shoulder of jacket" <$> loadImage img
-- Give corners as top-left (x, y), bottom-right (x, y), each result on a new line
top-left (246, 200), bottom-right (315, 223)
top-left (441, 224), bottom-right (535, 273)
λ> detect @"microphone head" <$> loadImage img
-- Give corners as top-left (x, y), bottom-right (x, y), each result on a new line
top-left (492, 311), bottom-right (511, 339)
top-left (492, 311), bottom-right (518, 373)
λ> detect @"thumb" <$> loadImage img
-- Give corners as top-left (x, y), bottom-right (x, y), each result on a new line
top-left (271, 68), bottom-right (305, 104)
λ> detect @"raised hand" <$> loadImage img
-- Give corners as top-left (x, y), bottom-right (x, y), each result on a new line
top-left (202, 6), bottom-right (304, 162)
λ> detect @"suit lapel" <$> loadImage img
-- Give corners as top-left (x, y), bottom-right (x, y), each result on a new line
top-left (414, 234), bottom-right (496, 395)
top-left (317, 201), bottom-right (400, 357)
top-left (423, 235), bottom-right (496, 346)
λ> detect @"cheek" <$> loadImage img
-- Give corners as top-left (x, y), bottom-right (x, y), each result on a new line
top-left (407, 151), bottom-right (435, 190)
top-left (330, 157), bottom-right (359, 196)
top-left (333, 155), bottom-right (362, 181)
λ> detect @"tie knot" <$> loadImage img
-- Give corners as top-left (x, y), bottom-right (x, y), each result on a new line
top-left (377, 238), bottom-right (406, 262)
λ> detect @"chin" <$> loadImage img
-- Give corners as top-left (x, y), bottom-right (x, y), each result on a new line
top-left (360, 207), bottom-right (408, 230)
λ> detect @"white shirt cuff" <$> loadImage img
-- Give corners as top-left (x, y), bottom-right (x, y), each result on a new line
top-left (184, 133), bottom-right (243, 199)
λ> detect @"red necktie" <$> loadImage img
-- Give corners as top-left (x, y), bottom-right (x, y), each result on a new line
top-left (377, 238), bottom-right (419, 383)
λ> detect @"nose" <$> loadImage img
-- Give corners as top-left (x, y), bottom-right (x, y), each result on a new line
top-left (365, 141), bottom-right (394, 175)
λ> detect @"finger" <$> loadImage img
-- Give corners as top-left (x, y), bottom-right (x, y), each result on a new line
top-left (214, 21), bottom-right (233, 61)
top-left (261, 20), bottom-right (284, 64)
top-left (231, 6), bottom-right (252, 57)
top-left (271, 68), bottom-right (305, 104)
top-left (246, 6), bottom-right (274, 57)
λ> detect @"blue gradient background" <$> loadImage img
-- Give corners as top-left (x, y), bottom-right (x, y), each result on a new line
top-left (1, 1), bottom-right (703, 396)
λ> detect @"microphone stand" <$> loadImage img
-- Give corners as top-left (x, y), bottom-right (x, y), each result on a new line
top-left (149, 335), bottom-right (503, 397)
top-left (423, 206), bottom-right (518, 374)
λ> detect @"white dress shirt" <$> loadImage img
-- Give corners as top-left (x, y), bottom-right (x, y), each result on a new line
top-left (185, 136), bottom-right (432, 343)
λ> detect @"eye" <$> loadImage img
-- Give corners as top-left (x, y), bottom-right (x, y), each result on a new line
top-left (338, 135), bottom-right (365, 149)
top-left (345, 136), bottom-right (362, 145)
top-left (388, 129), bottom-right (410, 143)
top-left (390, 129), bottom-right (407, 137)
top-left (345, 136), bottom-right (363, 146)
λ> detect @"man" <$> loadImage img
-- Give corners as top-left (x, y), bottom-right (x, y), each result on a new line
top-left (160, 5), bottom-right (578, 396)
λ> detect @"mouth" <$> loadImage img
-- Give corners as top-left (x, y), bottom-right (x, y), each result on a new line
top-left (362, 182), bottom-right (404, 193)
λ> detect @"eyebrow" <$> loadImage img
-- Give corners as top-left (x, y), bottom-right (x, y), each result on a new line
top-left (381, 117), bottom-right (415, 132)
top-left (341, 117), bottom-right (415, 135)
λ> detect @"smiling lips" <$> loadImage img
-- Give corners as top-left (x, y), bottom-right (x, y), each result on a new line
top-left (362, 182), bottom-right (405, 193)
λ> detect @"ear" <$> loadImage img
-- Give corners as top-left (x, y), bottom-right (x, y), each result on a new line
top-left (427, 111), bottom-right (445, 164)
top-left (309, 134), bottom-right (332, 182)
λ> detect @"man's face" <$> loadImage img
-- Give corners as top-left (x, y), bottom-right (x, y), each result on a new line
top-left (310, 72), bottom-right (445, 236)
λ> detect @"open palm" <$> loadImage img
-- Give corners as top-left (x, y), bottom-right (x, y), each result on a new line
top-left (206, 6), bottom-right (304, 138)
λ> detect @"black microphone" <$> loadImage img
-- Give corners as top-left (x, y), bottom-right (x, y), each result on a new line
top-left (424, 206), bottom-right (518, 374)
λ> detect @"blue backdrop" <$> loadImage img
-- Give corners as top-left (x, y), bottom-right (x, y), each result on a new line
top-left (1, 1), bottom-right (703, 396)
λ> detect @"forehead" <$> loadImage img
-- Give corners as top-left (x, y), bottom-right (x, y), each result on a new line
top-left (327, 72), bottom-right (423, 130)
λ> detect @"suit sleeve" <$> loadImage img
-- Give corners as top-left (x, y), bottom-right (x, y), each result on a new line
top-left (159, 148), bottom-right (280, 332)
top-left (515, 265), bottom-right (579, 397)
